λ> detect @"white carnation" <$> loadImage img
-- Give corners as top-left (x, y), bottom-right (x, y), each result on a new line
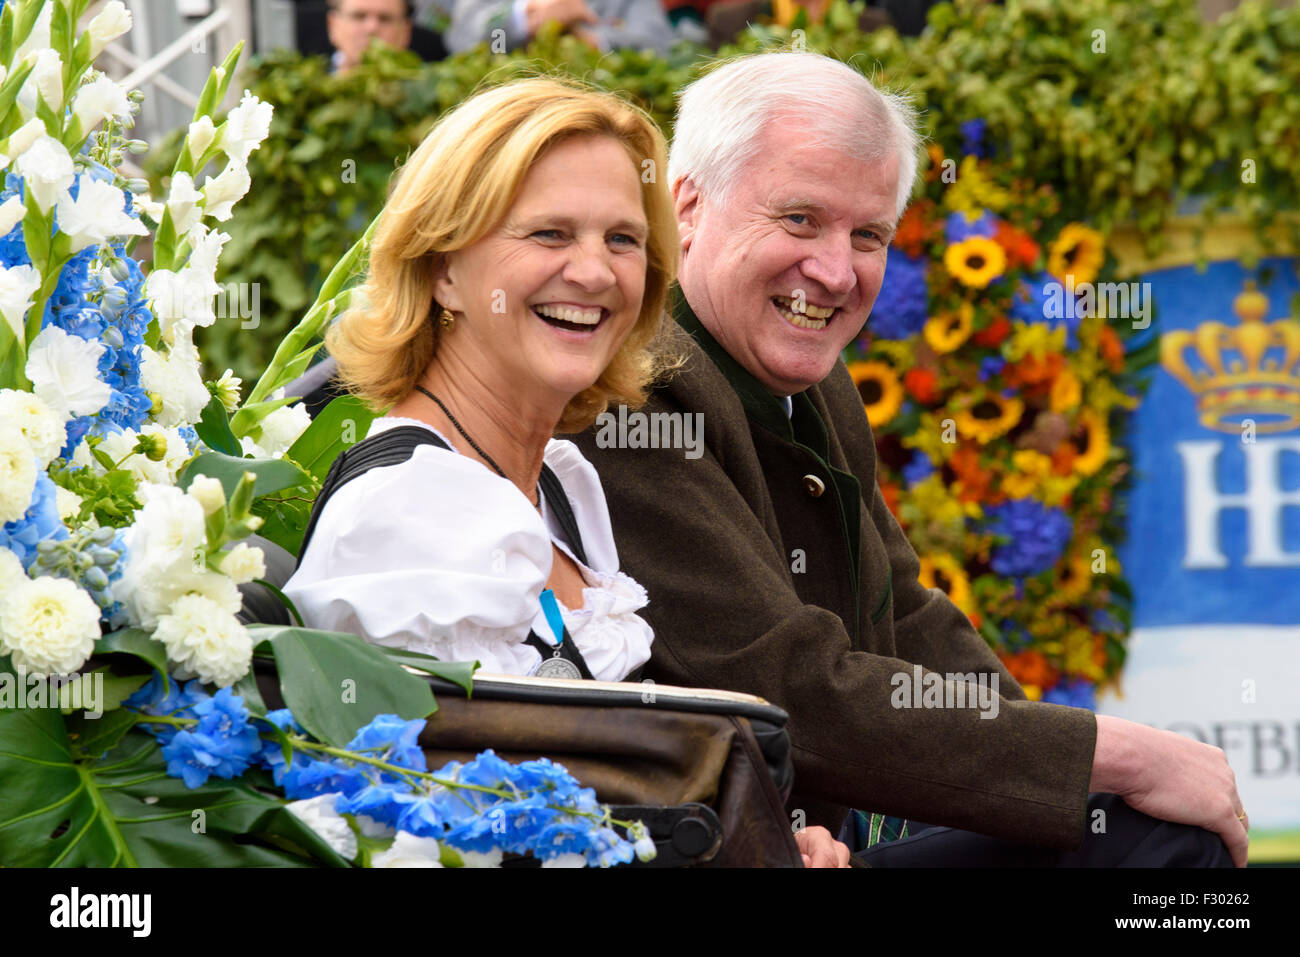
top-left (371, 832), bottom-right (445, 868)
top-left (0, 548), bottom-right (28, 593)
top-left (56, 174), bottom-right (149, 254)
top-left (286, 794), bottom-right (358, 861)
top-left (0, 577), bottom-right (101, 676)
top-left (123, 483), bottom-right (207, 574)
top-left (221, 90), bottom-right (274, 164)
top-left (26, 325), bottom-right (112, 421)
top-left (88, 1), bottom-right (133, 58)
top-left (217, 542), bottom-right (265, 585)
top-left (71, 74), bottom-right (132, 133)
top-left (0, 389), bottom-right (65, 466)
top-left (121, 564), bottom-right (241, 633)
top-left (152, 592), bottom-right (252, 687)
top-left (0, 422), bottom-right (38, 524)
top-left (139, 342), bottom-right (209, 428)
top-left (201, 162), bottom-right (251, 222)
top-left (257, 402), bottom-right (312, 458)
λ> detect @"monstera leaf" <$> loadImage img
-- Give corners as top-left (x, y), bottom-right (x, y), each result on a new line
top-left (0, 698), bottom-right (348, 868)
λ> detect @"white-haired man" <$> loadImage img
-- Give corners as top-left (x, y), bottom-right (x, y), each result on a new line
top-left (576, 51), bottom-right (1244, 867)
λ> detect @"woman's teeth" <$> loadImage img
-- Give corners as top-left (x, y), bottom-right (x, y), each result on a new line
top-left (772, 296), bottom-right (833, 329)
top-left (533, 303), bottom-right (604, 326)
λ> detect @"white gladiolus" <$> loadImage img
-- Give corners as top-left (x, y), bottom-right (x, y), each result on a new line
top-left (187, 475), bottom-right (227, 517)
top-left (0, 577), bottom-right (101, 677)
top-left (371, 832), bottom-right (445, 868)
top-left (187, 116), bottom-right (217, 164)
top-left (56, 174), bottom-right (149, 254)
top-left (201, 163), bottom-right (251, 222)
top-left (0, 195), bottom-right (26, 237)
top-left (0, 389), bottom-right (65, 466)
top-left (25, 325), bottom-right (112, 421)
top-left (164, 172), bottom-right (204, 236)
top-left (13, 135), bottom-right (74, 214)
top-left (221, 90), bottom-right (274, 164)
top-left (133, 193), bottom-right (164, 224)
top-left (0, 118), bottom-right (47, 173)
top-left (246, 401), bottom-right (312, 459)
top-left (218, 543), bottom-right (266, 585)
top-left (14, 5), bottom-right (52, 61)
top-left (18, 49), bottom-right (63, 115)
top-left (0, 421), bottom-right (38, 524)
top-left (0, 263), bottom-right (41, 344)
top-left (71, 74), bottom-right (133, 132)
top-left (152, 592), bottom-right (253, 688)
top-left (185, 222), bottom-right (230, 283)
top-left (140, 341), bottom-right (209, 428)
top-left (286, 794), bottom-right (358, 860)
top-left (88, 1), bottom-right (134, 58)
top-left (143, 267), bottom-right (185, 331)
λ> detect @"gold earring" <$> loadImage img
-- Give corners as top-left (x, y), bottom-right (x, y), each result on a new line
top-left (438, 308), bottom-right (454, 329)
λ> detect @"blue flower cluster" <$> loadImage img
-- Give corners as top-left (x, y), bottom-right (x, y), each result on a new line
top-left (959, 118), bottom-right (990, 159)
top-left (127, 677), bottom-right (639, 867)
top-left (944, 210), bottom-right (997, 244)
top-left (0, 472), bottom-right (69, 572)
top-left (978, 355), bottom-right (1006, 382)
top-left (1042, 676), bottom-right (1097, 711)
top-left (983, 498), bottom-right (1073, 578)
top-left (1009, 273), bottom-right (1081, 348)
top-left (901, 451), bottom-right (935, 487)
top-left (867, 252), bottom-right (928, 340)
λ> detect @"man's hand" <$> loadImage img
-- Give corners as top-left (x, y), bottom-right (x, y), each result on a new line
top-left (1091, 714), bottom-right (1248, 867)
top-left (794, 825), bottom-right (851, 868)
top-left (522, 0), bottom-right (598, 35)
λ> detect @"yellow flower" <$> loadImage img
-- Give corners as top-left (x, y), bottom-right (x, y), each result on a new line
top-left (1064, 629), bottom-right (1106, 683)
top-left (1071, 408), bottom-right (1110, 476)
top-left (1004, 322), bottom-right (1067, 362)
top-left (918, 553), bottom-right (973, 611)
top-left (923, 302), bottom-right (975, 353)
top-left (943, 156), bottom-right (1012, 216)
top-left (1048, 223), bottom-right (1106, 286)
top-left (1002, 449), bottom-right (1052, 498)
top-left (904, 474), bottom-right (979, 528)
top-left (954, 394), bottom-right (1024, 445)
top-left (1049, 368), bottom-right (1082, 413)
top-left (848, 360), bottom-right (904, 428)
top-left (944, 237), bottom-right (1007, 289)
top-left (1021, 684), bottom-right (1043, 701)
top-left (1052, 553), bottom-right (1093, 603)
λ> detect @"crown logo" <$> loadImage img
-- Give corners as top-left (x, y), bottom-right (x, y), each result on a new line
top-left (1159, 280), bottom-right (1300, 434)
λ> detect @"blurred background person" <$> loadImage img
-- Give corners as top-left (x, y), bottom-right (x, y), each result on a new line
top-left (446, 0), bottom-right (675, 55)
top-left (326, 0), bottom-right (415, 72)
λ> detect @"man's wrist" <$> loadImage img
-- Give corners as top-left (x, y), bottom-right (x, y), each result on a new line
top-left (1090, 713), bottom-right (1139, 795)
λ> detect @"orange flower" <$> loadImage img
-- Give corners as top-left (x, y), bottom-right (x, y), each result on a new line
top-left (924, 143), bottom-right (946, 182)
top-left (994, 220), bottom-right (1040, 270)
top-left (879, 480), bottom-right (902, 519)
top-left (967, 609), bottom-right (983, 630)
top-left (1003, 352), bottom-right (1064, 395)
top-left (903, 366), bottom-right (941, 404)
top-left (1050, 445), bottom-right (1078, 476)
top-left (971, 314), bottom-right (1011, 348)
top-left (949, 443), bottom-right (1000, 504)
top-left (893, 201), bottom-right (936, 257)
top-left (1098, 324), bottom-right (1124, 373)
top-left (1000, 649), bottom-right (1059, 689)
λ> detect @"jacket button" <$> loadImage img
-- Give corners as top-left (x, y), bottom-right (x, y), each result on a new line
top-left (802, 474), bottom-right (826, 498)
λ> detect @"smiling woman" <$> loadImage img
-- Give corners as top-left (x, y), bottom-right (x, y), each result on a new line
top-left (284, 78), bottom-right (679, 681)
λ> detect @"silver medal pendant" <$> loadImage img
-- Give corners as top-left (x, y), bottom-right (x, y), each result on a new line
top-left (535, 654), bottom-right (581, 679)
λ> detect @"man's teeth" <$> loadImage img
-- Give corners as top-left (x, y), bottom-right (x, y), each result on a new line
top-left (772, 296), bottom-right (832, 329)
top-left (534, 304), bottom-right (603, 326)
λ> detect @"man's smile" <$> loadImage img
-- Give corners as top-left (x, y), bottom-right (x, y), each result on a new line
top-left (771, 294), bottom-right (838, 330)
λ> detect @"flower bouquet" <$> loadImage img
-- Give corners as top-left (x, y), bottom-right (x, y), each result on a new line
top-left (0, 0), bottom-right (649, 867)
top-left (845, 125), bottom-right (1157, 707)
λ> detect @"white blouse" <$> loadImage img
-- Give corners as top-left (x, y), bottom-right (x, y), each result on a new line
top-left (284, 417), bottom-right (654, 681)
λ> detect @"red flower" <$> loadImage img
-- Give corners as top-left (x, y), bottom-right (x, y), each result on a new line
top-left (903, 366), bottom-right (941, 404)
top-left (893, 201), bottom-right (937, 257)
top-left (879, 480), bottom-right (902, 519)
top-left (1098, 325), bottom-right (1124, 373)
top-left (971, 314), bottom-right (1011, 347)
top-left (994, 220), bottom-right (1040, 270)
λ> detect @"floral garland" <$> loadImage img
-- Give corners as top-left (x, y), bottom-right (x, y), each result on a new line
top-left (0, 0), bottom-right (647, 868)
top-left (845, 126), bottom-right (1148, 708)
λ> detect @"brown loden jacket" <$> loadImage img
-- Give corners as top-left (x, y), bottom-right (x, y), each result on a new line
top-left (573, 292), bottom-right (1099, 847)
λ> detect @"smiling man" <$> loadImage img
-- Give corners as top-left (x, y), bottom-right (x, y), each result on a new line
top-left (576, 51), bottom-right (1243, 867)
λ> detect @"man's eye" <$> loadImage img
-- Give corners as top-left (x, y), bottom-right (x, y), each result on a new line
top-left (784, 214), bottom-right (809, 226)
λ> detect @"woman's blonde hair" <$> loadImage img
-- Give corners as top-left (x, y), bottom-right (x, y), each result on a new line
top-left (327, 76), bottom-right (679, 433)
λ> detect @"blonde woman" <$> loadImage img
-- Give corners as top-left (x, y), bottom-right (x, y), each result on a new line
top-left (285, 78), bottom-right (678, 681)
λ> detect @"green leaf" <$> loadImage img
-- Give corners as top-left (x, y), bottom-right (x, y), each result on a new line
top-left (0, 677), bottom-right (349, 867)
top-left (195, 393), bottom-right (241, 456)
top-left (95, 628), bottom-right (170, 678)
top-left (288, 394), bottom-right (376, 482)
top-left (252, 625), bottom-right (437, 747)
top-left (377, 647), bottom-right (477, 696)
top-left (231, 670), bottom-right (269, 718)
top-left (65, 709), bottom-right (138, 760)
top-left (180, 451), bottom-right (309, 501)
top-left (58, 670), bottom-right (149, 714)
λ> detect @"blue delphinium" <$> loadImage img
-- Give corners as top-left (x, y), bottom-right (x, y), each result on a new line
top-left (944, 210), bottom-right (997, 244)
top-left (867, 252), bottom-right (928, 340)
top-left (345, 713), bottom-right (427, 772)
top-left (978, 356), bottom-right (1006, 382)
top-left (902, 451), bottom-right (935, 487)
top-left (1043, 677), bottom-right (1097, 711)
top-left (960, 118), bottom-right (989, 158)
top-left (983, 499), bottom-right (1073, 578)
top-left (0, 473), bottom-right (70, 572)
top-left (1009, 274), bottom-right (1053, 325)
top-left (158, 689), bottom-right (261, 788)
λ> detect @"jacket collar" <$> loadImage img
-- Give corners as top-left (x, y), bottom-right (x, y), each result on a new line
top-left (671, 285), bottom-right (796, 442)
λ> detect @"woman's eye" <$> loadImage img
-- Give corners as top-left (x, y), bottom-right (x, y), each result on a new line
top-left (610, 233), bottom-right (642, 247)
top-left (532, 229), bottom-right (565, 241)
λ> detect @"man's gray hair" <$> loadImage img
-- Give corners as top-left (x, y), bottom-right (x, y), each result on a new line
top-left (668, 51), bottom-right (921, 221)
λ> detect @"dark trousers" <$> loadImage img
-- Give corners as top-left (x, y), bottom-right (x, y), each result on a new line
top-left (857, 794), bottom-right (1234, 867)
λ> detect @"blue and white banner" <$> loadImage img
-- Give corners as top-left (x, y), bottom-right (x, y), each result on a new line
top-left (1099, 256), bottom-right (1300, 854)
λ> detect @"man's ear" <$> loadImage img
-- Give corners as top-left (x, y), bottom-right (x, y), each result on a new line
top-left (672, 175), bottom-right (701, 254)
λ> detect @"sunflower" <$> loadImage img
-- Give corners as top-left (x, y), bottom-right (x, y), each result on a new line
top-left (1049, 368), bottom-right (1082, 413)
top-left (1047, 223), bottom-right (1105, 286)
top-left (954, 393), bottom-right (1024, 445)
top-left (918, 553), bottom-right (973, 612)
top-left (1051, 552), bottom-right (1093, 603)
top-left (1071, 408), bottom-right (1110, 476)
top-left (848, 360), bottom-right (904, 428)
top-left (944, 237), bottom-right (1007, 289)
top-left (923, 302), bottom-right (975, 353)
top-left (1002, 449), bottom-right (1052, 498)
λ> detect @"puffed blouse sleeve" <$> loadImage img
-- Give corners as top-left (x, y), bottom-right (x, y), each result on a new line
top-left (284, 441), bottom-right (552, 675)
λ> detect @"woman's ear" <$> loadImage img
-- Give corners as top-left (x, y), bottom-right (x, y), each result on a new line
top-left (431, 254), bottom-right (460, 313)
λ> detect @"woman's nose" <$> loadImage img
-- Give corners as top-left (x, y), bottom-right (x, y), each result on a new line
top-left (562, 238), bottom-right (617, 290)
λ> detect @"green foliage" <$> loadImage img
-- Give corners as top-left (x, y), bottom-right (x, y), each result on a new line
top-left (147, 0), bottom-right (1300, 386)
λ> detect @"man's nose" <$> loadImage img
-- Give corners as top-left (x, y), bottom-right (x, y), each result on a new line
top-left (563, 238), bottom-right (616, 290)
top-left (800, 236), bottom-right (857, 298)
